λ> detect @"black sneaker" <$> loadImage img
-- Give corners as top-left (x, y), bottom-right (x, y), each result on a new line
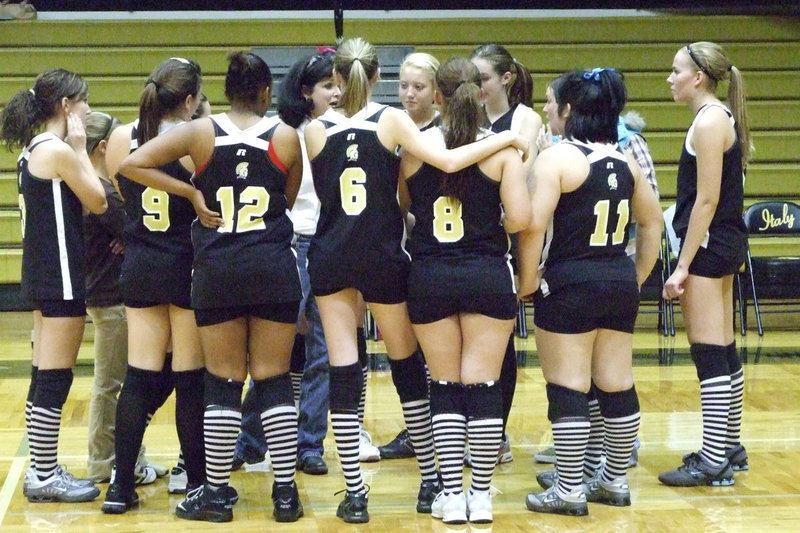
top-left (175, 485), bottom-right (233, 522)
top-left (217, 484), bottom-right (239, 506)
top-left (231, 455), bottom-right (245, 472)
top-left (336, 490), bottom-right (369, 523)
top-left (272, 481), bottom-right (304, 522)
top-left (101, 483), bottom-right (139, 514)
top-left (659, 452), bottom-right (735, 487)
top-left (725, 444), bottom-right (749, 471)
top-left (416, 473), bottom-right (442, 513)
top-left (378, 429), bottom-right (415, 459)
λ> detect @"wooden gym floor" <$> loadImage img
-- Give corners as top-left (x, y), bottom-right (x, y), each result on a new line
top-left (1, 311), bottom-right (799, 532)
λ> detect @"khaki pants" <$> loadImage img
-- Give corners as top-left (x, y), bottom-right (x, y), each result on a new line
top-left (86, 304), bottom-right (127, 482)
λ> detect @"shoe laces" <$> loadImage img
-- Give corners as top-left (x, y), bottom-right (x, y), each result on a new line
top-left (334, 484), bottom-right (370, 498)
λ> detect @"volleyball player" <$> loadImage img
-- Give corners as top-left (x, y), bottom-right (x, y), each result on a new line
top-left (120, 51), bottom-right (305, 523)
top-left (400, 56), bottom-right (530, 524)
top-left (658, 41), bottom-right (751, 487)
top-left (520, 68), bottom-right (662, 516)
top-left (101, 57), bottom-right (208, 514)
top-left (1, 69), bottom-right (106, 503)
top-left (469, 44), bottom-right (543, 466)
top-left (303, 37), bottom-right (528, 523)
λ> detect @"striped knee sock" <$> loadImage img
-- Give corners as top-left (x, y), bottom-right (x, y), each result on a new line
top-left (595, 386), bottom-right (640, 481)
top-left (465, 382), bottom-right (503, 492)
top-left (692, 344), bottom-right (731, 465)
top-left (330, 362), bottom-right (365, 495)
top-left (726, 342), bottom-right (744, 449)
top-left (584, 384), bottom-right (604, 478)
top-left (430, 381), bottom-right (466, 494)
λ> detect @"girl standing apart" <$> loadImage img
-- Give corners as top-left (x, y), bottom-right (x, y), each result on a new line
top-left (659, 42), bottom-right (751, 487)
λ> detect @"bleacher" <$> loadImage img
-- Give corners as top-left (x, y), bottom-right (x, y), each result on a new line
top-left (0, 13), bottom-right (798, 325)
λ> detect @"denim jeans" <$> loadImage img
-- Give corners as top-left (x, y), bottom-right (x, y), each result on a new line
top-left (235, 234), bottom-right (329, 462)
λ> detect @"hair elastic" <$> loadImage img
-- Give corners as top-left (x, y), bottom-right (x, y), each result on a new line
top-left (583, 67), bottom-right (615, 81)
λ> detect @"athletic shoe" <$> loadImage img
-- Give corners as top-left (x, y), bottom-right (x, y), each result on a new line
top-left (336, 490), bottom-right (369, 523)
top-left (378, 429), bottom-right (415, 459)
top-left (658, 452), bottom-right (735, 487)
top-left (724, 444), bottom-right (749, 471)
top-left (358, 428), bottom-right (380, 463)
top-left (431, 491), bottom-right (467, 525)
top-left (137, 446), bottom-right (168, 478)
top-left (217, 484), bottom-right (239, 506)
top-left (525, 486), bottom-right (588, 516)
top-left (101, 483), bottom-right (139, 514)
top-left (467, 488), bottom-right (493, 524)
top-left (24, 465), bottom-right (94, 495)
top-left (298, 454), bottom-right (328, 475)
top-left (536, 469), bottom-right (558, 490)
top-left (497, 435), bottom-right (514, 464)
top-left (23, 466), bottom-right (100, 503)
top-left (272, 481), bottom-right (304, 522)
top-left (584, 472), bottom-right (631, 506)
top-left (232, 448), bottom-right (268, 471)
top-left (534, 446), bottom-right (557, 464)
top-left (416, 474), bottom-right (442, 513)
top-left (175, 484), bottom-right (233, 522)
top-left (168, 466), bottom-right (188, 494)
top-left (535, 437), bottom-right (640, 467)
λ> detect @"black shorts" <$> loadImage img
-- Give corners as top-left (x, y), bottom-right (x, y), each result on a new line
top-left (194, 301), bottom-right (300, 327)
top-left (688, 245), bottom-right (744, 278)
top-left (120, 245), bottom-right (192, 309)
top-left (408, 293), bottom-right (517, 324)
top-left (533, 280), bottom-right (640, 334)
top-left (32, 299), bottom-right (86, 318)
top-left (124, 298), bottom-right (192, 310)
top-left (310, 258), bottom-right (409, 305)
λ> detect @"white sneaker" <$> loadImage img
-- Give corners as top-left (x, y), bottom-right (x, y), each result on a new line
top-left (359, 428), bottom-right (380, 463)
top-left (431, 491), bottom-right (467, 525)
top-left (168, 466), bottom-right (188, 494)
top-left (137, 446), bottom-right (168, 477)
top-left (467, 488), bottom-right (495, 523)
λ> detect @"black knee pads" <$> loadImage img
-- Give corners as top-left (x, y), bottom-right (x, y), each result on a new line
top-left (254, 372), bottom-right (294, 410)
top-left (26, 365), bottom-right (39, 403)
top-left (594, 385), bottom-right (640, 419)
top-left (726, 342), bottom-right (742, 375)
top-left (429, 381), bottom-right (465, 416)
top-left (203, 371), bottom-right (244, 409)
top-left (329, 362), bottom-right (363, 411)
top-left (690, 343), bottom-right (729, 382)
top-left (465, 381), bottom-right (502, 420)
top-left (32, 368), bottom-right (73, 408)
top-left (389, 351), bottom-right (428, 403)
top-left (546, 383), bottom-right (589, 422)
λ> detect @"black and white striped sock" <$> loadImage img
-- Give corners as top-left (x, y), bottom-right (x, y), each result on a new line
top-left (465, 381), bottom-right (503, 493)
top-left (29, 406), bottom-right (61, 479)
top-left (204, 405), bottom-right (241, 488)
top-left (330, 363), bottom-right (365, 495)
top-left (261, 404), bottom-right (298, 485)
top-left (430, 381), bottom-right (466, 494)
top-left (692, 344), bottom-right (731, 465)
top-left (402, 399), bottom-right (437, 481)
top-left (726, 343), bottom-right (744, 449)
top-left (584, 386), bottom-right (604, 478)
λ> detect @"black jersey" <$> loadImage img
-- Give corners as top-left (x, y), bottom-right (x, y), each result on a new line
top-left (308, 104), bottom-right (408, 278)
top-left (118, 120), bottom-right (195, 255)
top-left (672, 104), bottom-right (747, 261)
top-left (190, 114), bottom-right (300, 309)
top-left (539, 140), bottom-right (636, 295)
top-left (17, 133), bottom-right (86, 302)
top-left (117, 120), bottom-right (195, 306)
top-left (406, 128), bottom-right (513, 298)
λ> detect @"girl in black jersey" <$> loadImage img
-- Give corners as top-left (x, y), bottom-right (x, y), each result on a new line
top-left (120, 51), bottom-right (305, 523)
top-left (469, 43), bottom-right (544, 467)
top-left (520, 69), bottom-right (662, 516)
top-left (102, 57), bottom-right (208, 515)
top-left (400, 57), bottom-right (530, 525)
top-left (659, 42), bottom-right (752, 487)
top-left (1, 69), bottom-right (106, 503)
top-left (303, 37), bottom-right (528, 523)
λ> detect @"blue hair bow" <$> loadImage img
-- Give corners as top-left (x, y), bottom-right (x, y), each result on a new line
top-left (583, 67), bottom-right (615, 81)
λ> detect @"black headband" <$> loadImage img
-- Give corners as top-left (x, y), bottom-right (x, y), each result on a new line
top-left (686, 45), bottom-right (716, 81)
